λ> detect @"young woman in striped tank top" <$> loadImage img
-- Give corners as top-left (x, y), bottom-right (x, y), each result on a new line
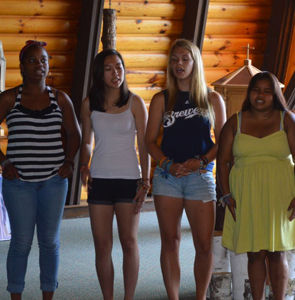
top-left (0, 41), bottom-right (81, 300)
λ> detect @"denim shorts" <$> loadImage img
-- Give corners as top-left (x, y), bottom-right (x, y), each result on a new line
top-left (152, 166), bottom-right (216, 202)
top-left (87, 178), bottom-right (140, 205)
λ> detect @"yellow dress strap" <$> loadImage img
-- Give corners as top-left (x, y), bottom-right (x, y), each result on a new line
top-left (236, 111), bottom-right (242, 134)
top-left (280, 110), bottom-right (286, 131)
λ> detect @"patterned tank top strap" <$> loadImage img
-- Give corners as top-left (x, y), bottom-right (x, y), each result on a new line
top-left (14, 85), bottom-right (23, 107)
top-left (46, 85), bottom-right (57, 105)
top-left (280, 110), bottom-right (286, 131)
top-left (236, 111), bottom-right (242, 134)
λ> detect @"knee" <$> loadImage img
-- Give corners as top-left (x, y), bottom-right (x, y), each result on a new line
top-left (10, 237), bottom-right (32, 256)
top-left (38, 233), bottom-right (60, 253)
top-left (120, 236), bottom-right (138, 254)
top-left (195, 241), bottom-right (212, 258)
top-left (267, 251), bottom-right (287, 264)
top-left (161, 235), bottom-right (181, 253)
top-left (247, 251), bottom-right (266, 264)
top-left (94, 240), bottom-right (113, 257)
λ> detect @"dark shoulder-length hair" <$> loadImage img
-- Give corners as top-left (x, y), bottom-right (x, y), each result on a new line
top-left (242, 71), bottom-right (287, 111)
top-left (89, 49), bottom-right (130, 112)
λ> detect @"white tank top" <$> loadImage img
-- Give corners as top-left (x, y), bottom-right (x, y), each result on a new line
top-left (90, 95), bottom-right (141, 179)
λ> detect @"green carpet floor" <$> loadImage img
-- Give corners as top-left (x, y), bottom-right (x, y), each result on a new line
top-left (0, 211), bottom-right (197, 300)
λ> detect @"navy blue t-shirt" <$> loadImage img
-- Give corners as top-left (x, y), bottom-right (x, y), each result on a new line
top-left (161, 90), bottom-right (214, 171)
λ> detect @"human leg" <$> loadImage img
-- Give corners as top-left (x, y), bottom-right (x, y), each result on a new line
top-left (115, 202), bottom-right (140, 300)
top-left (247, 251), bottom-right (267, 300)
top-left (154, 195), bottom-right (184, 300)
top-left (89, 203), bottom-right (115, 300)
top-left (3, 178), bottom-right (38, 295)
top-left (36, 175), bottom-right (68, 294)
top-left (185, 200), bottom-right (215, 300)
top-left (267, 251), bottom-right (288, 300)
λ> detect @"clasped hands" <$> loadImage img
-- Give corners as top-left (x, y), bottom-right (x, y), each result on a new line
top-left (169, 158), bottom-right (201, 178)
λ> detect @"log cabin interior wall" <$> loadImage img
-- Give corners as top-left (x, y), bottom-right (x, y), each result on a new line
top-left (99, 0), bottom-right (186, 104)
top-left (98, 0), bottom-right (273, 105)
top-left (203, 0), bottom-right (272, 85)
top-left (0, 0), bottom-right (293, 203)
top-left (0, 0), bottom-right (81, 92)
top-left (0, 0), bottom-right (82, 137)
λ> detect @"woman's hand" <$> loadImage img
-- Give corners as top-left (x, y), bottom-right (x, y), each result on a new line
top-left (183, 158), bottom-right (200, 172)
top-left (288, 197), bottom-right (295, 221)
top-left (169, 161), bottom-right (194, 178)
top-left (80, 167), bottom-right (92, 194)
top-left (2, 163), bottom-right (19, 180)
top-left (133, 188), bottom-right (147, 214)
top-left (226, 196), bottom-right (237, 222)
top-left (58, 161), bottom-right (74, 178)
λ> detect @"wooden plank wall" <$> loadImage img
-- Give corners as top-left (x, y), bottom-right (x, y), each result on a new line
top-left (99, 0), bottom-right (186, 104)
top-left (204, 0), bottom-right (272, 85)
top-left (0, 0), bottom-right (81, 93)
top-left (99, 0), bottom-right (272, 105)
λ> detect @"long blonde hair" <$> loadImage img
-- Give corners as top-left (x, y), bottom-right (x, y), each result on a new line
top-left (166, 39), bottom-right (215, 127)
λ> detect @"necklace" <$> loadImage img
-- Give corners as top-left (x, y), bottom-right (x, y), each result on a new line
top-left (263, 111), bottom-right (273, 120)
top-left (106, 99), bottom-right (118, 111)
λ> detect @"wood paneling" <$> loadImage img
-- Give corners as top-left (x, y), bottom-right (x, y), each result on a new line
top-left (0, 0), bottom-right (81, 16)
top-left (101, 0), bottom-right (186, 102)
top-left (203, 0), bottom-right (272, 85)
top-left (0, 0), bottom-right (81, 91)
top-left (0, 17), bottom-right (79, 34)
top-left (108, 2), bottom-right (185, 18)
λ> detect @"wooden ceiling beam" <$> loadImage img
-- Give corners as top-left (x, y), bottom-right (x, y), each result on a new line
top-left (68, 0), bottom-right (104, 205)
top-left (180, 0), bottom-right (210, 52)
top-left (262, 0), bottom-right (295, 83)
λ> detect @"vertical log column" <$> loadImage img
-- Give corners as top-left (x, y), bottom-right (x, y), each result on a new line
top-left (101, 9), bottom-right (116, 50)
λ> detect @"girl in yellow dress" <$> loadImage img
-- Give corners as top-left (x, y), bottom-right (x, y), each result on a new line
top-left (217, 71), bottom-right (295, 300)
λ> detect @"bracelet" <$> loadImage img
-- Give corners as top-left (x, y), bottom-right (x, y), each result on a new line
top-left (161, 158), bottom-right (173, 172)
top-left (166, 161), bottom-right (173, 172)
top-left (194, 155), bottom-right (204, 169)
top-left (64, 158), bottom-right (75, 169)
top-left (1, 159), bottom-right (11, 171)
top-left (80, 164), bottom-right (89, 172)
top-left (195, 155), bottom-right (208, 169)
top-left (158, 156), bottom-right (168, 168)
top-left (219, 193), bottom-right (231, 207)
top-left (201, 155), bottom-right (209, 166)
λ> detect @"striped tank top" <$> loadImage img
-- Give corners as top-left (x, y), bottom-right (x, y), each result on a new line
top-left (5, 85), bottom-right (65, 182)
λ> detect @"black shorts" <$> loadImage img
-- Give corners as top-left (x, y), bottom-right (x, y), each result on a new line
top-left (87, 178), bottom-right (140, 205)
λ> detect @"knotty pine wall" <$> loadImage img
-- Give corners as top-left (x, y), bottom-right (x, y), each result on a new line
top-left (204, 0), bottom-right (272, 84)
top-left (99, 0), bottom-right (272, 105)
top-left (1, 0), bottom-right (273, 109)
top-left (99, 0), bottom-right (185, 105)
top-left (0, 0), bottom-right (81, 93)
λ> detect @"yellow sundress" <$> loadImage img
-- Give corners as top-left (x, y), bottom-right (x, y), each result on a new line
top-left (222, 111), bottom-right (295, 253)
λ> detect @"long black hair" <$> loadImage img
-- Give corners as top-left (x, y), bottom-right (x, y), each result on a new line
top-left (89, 49), bottom-right (130, 112)
top-left (242, 71), bottom-right (287, 111)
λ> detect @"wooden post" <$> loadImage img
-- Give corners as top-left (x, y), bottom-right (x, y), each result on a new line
top-left (101, 9), bottom-right (116, 50)
top-left (0, 40), bottom-right (6, 93)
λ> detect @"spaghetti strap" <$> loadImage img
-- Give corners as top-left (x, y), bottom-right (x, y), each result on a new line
top-left (236, 111), bottom-right (242, 134)
top-left (280, 111), bottom-right (286, 131)
top-left (128, 93), bottom-right (134, 109)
